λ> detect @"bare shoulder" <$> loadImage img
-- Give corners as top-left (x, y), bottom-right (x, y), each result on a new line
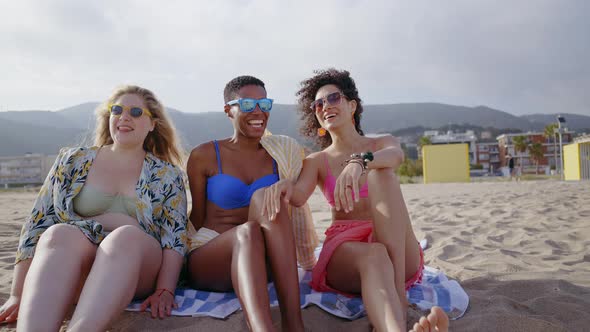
top-left (187, 141), bottom-right (217, 173)
top-left (305, 151), bottom-right (324, 164)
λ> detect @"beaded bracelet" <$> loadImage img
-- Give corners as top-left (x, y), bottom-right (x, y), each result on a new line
top-left (348, 151), bottom-right (374, 169)
top-left (361, 151), bottom-right (374, 163)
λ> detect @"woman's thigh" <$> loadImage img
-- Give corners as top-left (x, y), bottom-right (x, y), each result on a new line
top-left (35, 224), bottom-right (98, 300)
top-left (187, 226), bottom-right (240, 292)
top-left (325, 241), bottom-right (391, 294)
top-left (97, 225), bottom-right (162, 299)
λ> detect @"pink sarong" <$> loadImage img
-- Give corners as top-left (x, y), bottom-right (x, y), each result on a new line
top-left (310, 220), bottom-right (424, 297)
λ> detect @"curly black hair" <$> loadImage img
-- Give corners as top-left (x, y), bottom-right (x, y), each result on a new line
top-left (296, 68), bottom-right (364, 149)
top-left (223, 75), bottom-right (266, 103)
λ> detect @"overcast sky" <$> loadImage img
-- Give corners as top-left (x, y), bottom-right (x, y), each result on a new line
top-left (1, 0), bottom-right (588, 116)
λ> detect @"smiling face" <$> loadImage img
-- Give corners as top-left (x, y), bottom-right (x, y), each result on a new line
top-left (225, 84), bottom-right (269, 139)
top-left (108, 93), bottom-right (155, 148)
top-left (314, 84), bottom-right (357, 132)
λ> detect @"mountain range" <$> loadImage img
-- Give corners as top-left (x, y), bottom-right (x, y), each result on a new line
top-left (1, 102), bottom-right (589, 157)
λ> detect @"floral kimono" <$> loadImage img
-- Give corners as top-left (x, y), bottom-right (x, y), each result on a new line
top-left (16, 146), bottom-right (188, 264)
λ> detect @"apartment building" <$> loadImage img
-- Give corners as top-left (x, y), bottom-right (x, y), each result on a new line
top-left (422, 130), bottom-right (500, 173)
top-left (497, 132), bottom-right (574, 173)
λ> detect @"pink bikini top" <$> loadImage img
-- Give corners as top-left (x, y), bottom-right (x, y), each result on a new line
top-left (322, 153), bottom-right (369, 207)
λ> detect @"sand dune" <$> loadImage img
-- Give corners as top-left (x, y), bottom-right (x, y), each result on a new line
top-left (1, 180), bottom-right (589, 331)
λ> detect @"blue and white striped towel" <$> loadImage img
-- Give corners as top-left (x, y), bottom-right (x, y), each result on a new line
top-left (126, 266), bottom-right (469, 320)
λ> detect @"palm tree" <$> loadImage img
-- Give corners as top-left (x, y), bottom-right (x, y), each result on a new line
top-left (513, 135), bottom-right (528, 173)
top-left (418, 136), bottom-right (432, 159)
top-left (544, 123), bottom-right (558, 172)
top-left (528, 142), bottom-right (544, 174)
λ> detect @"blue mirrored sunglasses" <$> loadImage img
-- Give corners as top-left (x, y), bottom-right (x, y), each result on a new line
top-left (227, 98), bottom-right (273, 113)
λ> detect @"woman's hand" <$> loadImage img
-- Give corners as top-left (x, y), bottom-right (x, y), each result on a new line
top-left (334, 162), bottom-right (363, 213)
top-left (139, 288), bottom-right (178, 319)
top-left (0, 295), bottom-right (20, 323)
top-left (263, 179), bottom-right (293, 221)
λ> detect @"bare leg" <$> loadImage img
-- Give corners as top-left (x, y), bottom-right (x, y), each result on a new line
top-left (188, 221), bottom-right (274, 332)
top-left (250, 189), bottom-right (304, 332)
top-left (367, 168), bottom-right (421, 309)
top-left (409, 306), bottom-right (449, 332)
top-left (326, 241), bottom-right (405, 332)
top-left (67, 225), bottom-right (162, 332)
top-left (17, 224), bottom-right (97, 332)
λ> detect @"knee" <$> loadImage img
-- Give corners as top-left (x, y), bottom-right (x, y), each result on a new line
top-left (367, 168), bottom-right (402, 196)
top-left (235, 221), bottom-right (264, 247)
top-left (99, 225), bottom-right (150, 254)
top-left (368, 167), bottom-right (397, 182)
top-left (38, 224), bottom-right (85, 250)
top-left (249, 188), bottom-right (265, 214)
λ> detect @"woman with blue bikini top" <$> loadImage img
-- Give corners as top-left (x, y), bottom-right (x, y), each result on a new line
top-left (185, 75), bottom-right (304, 332)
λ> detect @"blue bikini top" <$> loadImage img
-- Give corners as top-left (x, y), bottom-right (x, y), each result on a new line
top-left (207, 140), bottom-right (279, 210)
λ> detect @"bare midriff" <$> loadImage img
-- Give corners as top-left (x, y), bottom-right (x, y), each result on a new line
top-left (202, 201), bottom-right (251, 234)
top-left (91, 213), bottom-right (141, 232)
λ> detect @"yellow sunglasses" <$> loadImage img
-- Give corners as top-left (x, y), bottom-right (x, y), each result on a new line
top-left (108, 104), bottom-right (153, 118)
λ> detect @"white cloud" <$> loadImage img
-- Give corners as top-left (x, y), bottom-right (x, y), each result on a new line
top-left (0, 0), bottom-right (588, 115)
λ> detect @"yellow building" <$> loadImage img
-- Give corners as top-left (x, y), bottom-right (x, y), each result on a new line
top-left (564, 135), bottom-right (590, 180)
top-left (422, 143), bottom-right (470, 184)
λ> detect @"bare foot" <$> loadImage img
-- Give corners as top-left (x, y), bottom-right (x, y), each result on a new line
top-left (409, 306), bottom-right (449, 332)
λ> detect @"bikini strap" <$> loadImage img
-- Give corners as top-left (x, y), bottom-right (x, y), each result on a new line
top-left (272, 159), bottom-right (278, 175)
top-left (213, 140), bottom-right (222, 174)
top-left (323, 152), bottom-right (333, 177)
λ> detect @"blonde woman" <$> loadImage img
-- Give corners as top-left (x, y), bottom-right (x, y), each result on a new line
top-left (0, 85), bottom-right (188, 331)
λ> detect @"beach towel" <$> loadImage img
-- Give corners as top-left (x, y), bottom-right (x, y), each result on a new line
top-left (127, 243), bottom-right (469, 320)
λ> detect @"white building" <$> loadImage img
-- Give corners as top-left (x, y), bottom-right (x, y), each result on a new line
top-left (0, 154), bottom-right (57, 186)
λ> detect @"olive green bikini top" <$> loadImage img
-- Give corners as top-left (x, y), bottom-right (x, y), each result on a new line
top-left (73, 184), bottom-right (137, 218)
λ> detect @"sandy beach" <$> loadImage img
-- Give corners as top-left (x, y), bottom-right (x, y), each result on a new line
top-left (1, 180), bottom-right (589, 331)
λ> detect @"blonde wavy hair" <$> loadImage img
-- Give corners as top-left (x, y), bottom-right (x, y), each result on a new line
top-left (94, 85), bottom-right (185, 166)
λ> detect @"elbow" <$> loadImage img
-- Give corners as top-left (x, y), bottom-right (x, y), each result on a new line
top-left (397, 151), bottom-right (405, 166)
top-left (291, 200), bottom-right (305, 208)
top-left (290, 196), bottom-right (305, 208)
top-left (397, 147), bottom-right (405, 163)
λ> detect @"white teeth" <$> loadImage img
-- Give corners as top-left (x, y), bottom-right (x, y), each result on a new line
top-left (249, 120), bottom-right (263, 128)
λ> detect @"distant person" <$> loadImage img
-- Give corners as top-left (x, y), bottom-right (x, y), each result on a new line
top-left (507, 154), bottom-right (516, 181)
top-left (0, 85), bottom-right (188, 330)
top-left (262, 69), bottom-right (448, 332)
top-left (185, 75), bottom-right (311, 331)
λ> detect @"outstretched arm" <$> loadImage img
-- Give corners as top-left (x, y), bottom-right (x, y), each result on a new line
top-left (290, 153), bottom-right (322, 207)
top-left (263, 153), bottom-right (321, 220)
top-left (141, 166), bottom-right (188, 319)
top-left (366, 135), bottom-right (404, 171)
top-left (186, 144), bottom-right (210, 231)
top-left (0, 259), bottom-right (31, 323)
top-left (139, 249), bottom-right (183, 318)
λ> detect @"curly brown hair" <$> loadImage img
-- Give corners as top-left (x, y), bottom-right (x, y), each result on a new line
top-left (296, 68), bottom-right (364, 149)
